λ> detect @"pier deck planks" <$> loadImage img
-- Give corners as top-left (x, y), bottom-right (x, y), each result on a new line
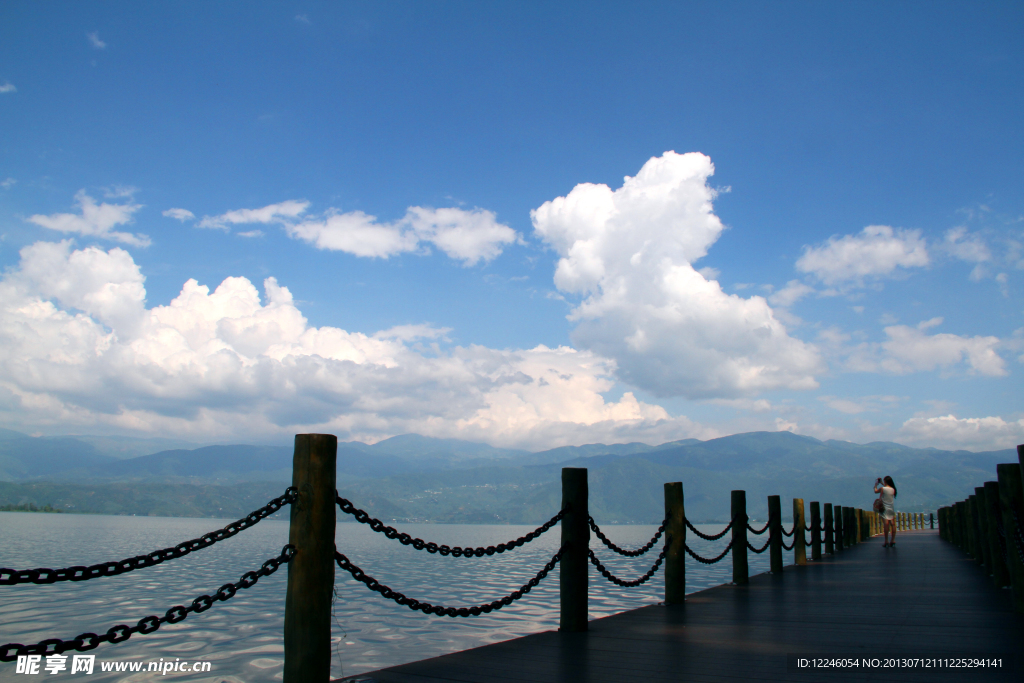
top-left (343, 531), bottom-right (1023, 682)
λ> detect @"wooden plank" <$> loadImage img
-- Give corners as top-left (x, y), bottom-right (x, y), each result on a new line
top-left (339, 531), bottom-right (1023, 683)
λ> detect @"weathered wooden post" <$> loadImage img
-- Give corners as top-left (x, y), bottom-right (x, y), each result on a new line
top-left (768, 495), bottom-right (783, 573)
top-left (930, 512), bottom-right (934, 529)
top-left (824, 503), bottom-right (834, 554)
top-left (972, 490), bottom-right (989, 570)
top-left (983, 481), bottom-right (1010, 588)
top-left (284, 434), bottom-right (338, 683)
top-left (731, 490), bottom-right (748, 584)
top-left (664, 482), bottom-right (686, 604)
top-left (835, 505), bottom-right (844, 552)
top-left (793, 498), bottom-right (807, 565)
top-left (857, 509), bottom-right (864, 542)
top-left (809, 502), bottom-right (821, 561)
top-left (560, 467), bottom-right (589, 631)
top-left (996, 463), bottom-right (1024, 614)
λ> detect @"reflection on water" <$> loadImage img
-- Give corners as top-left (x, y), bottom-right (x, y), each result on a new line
top-left (0, 512), bottom-right (770, 681)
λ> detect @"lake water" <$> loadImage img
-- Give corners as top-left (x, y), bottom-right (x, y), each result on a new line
top-left (0, 511), bottom-right (771, 682)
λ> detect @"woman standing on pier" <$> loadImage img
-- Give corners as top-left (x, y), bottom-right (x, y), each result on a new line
top-left (874, 476), bottom-right (897, 547)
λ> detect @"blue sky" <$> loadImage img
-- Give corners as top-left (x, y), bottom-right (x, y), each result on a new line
top-left (1, 2), bottom-right (1021, 451)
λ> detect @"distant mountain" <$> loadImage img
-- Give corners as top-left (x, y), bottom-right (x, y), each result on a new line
top-left (0, 429), bottom-right (1017, 523)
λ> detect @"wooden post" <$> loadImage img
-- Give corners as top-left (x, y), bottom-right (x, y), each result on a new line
top-left (793, 498), bottom-right (806, 566)
top-left (560, 467), bottom-right (589, 631)
top-left (984, 481), bottom-right (1011, 588)
top-left (856, 509), bottom-right (864, 542)
top-left (284, 434), bottom-right (338, 683)
top-left (731, 490), bottom-right (748, 585)
top-left (768, 495), bottom-right (783, 573)
top-left (930, 512), bottom-right (934, 529)
top-left (996, 463), bottom-right (1024, 614)
top-left (835, 505), bottom-right (844, 552)
top-left (664, 482), bottom-right (686, 604)
top-left (809, 502), bottom-right (821, 561)
top-left (824, 503), bottom-right (834, 554)
top-left (972, 490), bottom-right (989, 570)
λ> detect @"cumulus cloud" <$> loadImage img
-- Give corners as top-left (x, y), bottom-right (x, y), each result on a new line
top-left (796, 225), bottom-right (929, 286)
top-left (942, 227), bottom-right (992, 281)
top-left (0, 82), bottom-right (15, 94)
top-left (843, 318), bottom-right (1006, 377)
top-left (28, 190), bottom-right (150, 247)
top-left (900, 414), bottom-right (1024, 451)
top-left (87, 32), bottom-right (106, 49)
top-left (0, 241), bottom-right (702, 448)
top-left (163, 208), bottom-right (195, 222)
top-left (532, 151), bottom-right (823, 399)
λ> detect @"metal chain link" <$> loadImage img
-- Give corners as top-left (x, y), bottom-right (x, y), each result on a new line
top-left (588, 548), bottom-right (666, 587)
top-left (0, 545), bottom-right (294, 663)
top-left (684, 516), bottom-right (735, 541)
top-left (747, 516), bottom-right (772, 535)
top-left (333, 548), bottom-right (561, 617)
top-left (589, 516), bottom-right (665, 557)
top-left (0, 488), bottom-right (296, 587)
top-left (781, 538), bottom-right (795, 551)
top-left (336, 495), bottom-right (565, 557)
top-left (682, 539), bottom-right (734, 564)
top-left (747, 538), bottom-right (771, 554)
top-left (781, 523), bottom-right (795, 537)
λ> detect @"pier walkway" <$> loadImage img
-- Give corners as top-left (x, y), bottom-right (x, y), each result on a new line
top-left (350, 530), bottom-right (1022, 683)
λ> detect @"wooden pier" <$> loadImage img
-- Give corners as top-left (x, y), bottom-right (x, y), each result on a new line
top-left (347, 529), bottom-right (1023, 683)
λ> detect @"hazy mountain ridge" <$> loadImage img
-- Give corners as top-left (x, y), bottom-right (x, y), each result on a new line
top-left (0, 429), bottom-right (1015, 522)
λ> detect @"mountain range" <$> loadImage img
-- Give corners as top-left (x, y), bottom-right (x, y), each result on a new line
top-left (0, 427), bottom-right (1016, 523)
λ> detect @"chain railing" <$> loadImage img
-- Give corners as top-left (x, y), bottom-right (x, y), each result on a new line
top-left (683, 539), bottom-right (734, 564)
top-left (588, 548), bottom-right (666, 587)
top-left (336, 494), bottom-right (564, 557)
top-left (685, 517), bottom-right (733, 541)
top-left (0, 545), bottom-right (294, 663)
top-left (333, 548), bottom-right (562, 617)
top-left (747, 517), bottom-right (772, 535)
top-left (0, 487), bottom-right (296, 586)
top-left (747, 538), bottom-right (771, 554)
top-left (589, 516), bottom-right (665, 557)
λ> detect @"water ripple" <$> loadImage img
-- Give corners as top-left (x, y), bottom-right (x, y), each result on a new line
top-left (0, 512), bottom-right (771, 681)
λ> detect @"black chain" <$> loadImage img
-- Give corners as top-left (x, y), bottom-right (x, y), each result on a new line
top-left (589, 516), bottom-right (665, 557)
top-left (682, 540), bottom-right (734, 564)
top-left (336, 495), bottom-right (565, 557)
top-left (747, 538), bottom-right (771, 554)
top-left (747, 517), bottom-right (772, 535)
top-left (0, 545), bottom-right (294, 663)
top-left (333, 548), bottom-right (561, 617)
top-left (781, 523), bottom-right (795, 538)
top-left (684, 517), bottom-right (735, 541)
top-left (588, 548), bottom-right (666, 587)
top-left (781, 538), bottom-right (795, 551)
top-left (0, 488), bottom-right (296, 586)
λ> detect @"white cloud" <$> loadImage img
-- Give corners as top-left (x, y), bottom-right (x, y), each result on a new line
top-left (237, 230), bottom-right (264, 238)
top-left (287, 206), bottom-right (518, 265)
top-left (198, 200), bottom-right (310, 230)
top-left (0, 241), bottom-right (704, 449)
top-left (196, 200), bottom-right (518, 265)
top-left (28, 190), bottom-right (150, 247)
top-left (295, 14), bottom-right (311, 24)
top-left (163, 208), bottom-right (195, 222)
top-left (768, 280), bottom-right (815, 308)
top-left (844, 319), bottom-right (1006, 377)
top-left (1, 178), bottom-right (15, 189)
top-left (796, 225), bottom-right (929, 286)
top-left (900, 415), bottom-right (1024, 452)
top-left (0, 82), bottom-right (15, 94)
top-left (532, 151), bottom-right (823, 399)
top-left (86, 32), bottom-right (106, 49)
